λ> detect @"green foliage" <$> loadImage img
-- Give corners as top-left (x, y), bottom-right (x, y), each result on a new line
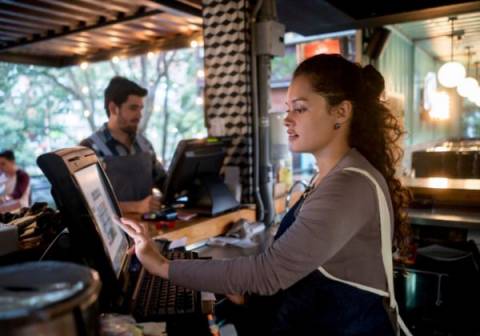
top-left (0, 48), bottom-right (206, 173)
top-left (271, 45), bottom-right (297, 82)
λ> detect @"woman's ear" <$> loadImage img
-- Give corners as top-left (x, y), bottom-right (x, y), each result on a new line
top-left (334, 100), bottom-right (353, 125)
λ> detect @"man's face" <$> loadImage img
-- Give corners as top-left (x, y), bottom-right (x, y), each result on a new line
top-left (110, 95), bottom-right (145, 136)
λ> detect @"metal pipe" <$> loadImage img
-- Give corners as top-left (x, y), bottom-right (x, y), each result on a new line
top-left (255, 0), bottom-right (278, 226)
top-left (250, 0), bottom-right (265, 222)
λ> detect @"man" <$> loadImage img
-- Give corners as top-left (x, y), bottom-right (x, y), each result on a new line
top-left (80, 76), bottom-right (166, 214)
top-left (0, 150), bottom-right (31, 208)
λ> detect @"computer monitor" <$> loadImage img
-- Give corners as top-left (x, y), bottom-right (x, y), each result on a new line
top-left (162, 137), bottom-right (239, 215)
top-left (37, 147), bottom-right (129, 305)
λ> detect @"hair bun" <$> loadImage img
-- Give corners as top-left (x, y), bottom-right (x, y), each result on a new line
top-left (362, 64), bottom-right (385, 100)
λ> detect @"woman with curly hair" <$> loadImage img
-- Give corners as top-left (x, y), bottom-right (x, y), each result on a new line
top-left (119, 54), bottom-right (412, 335)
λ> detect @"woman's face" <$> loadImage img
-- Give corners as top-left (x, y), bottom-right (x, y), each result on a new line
top-left (0, 158), bottom-right (14, 175)
top-left (284, 75), bottom-right (338, 155)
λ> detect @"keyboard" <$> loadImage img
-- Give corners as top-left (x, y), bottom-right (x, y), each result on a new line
top-left (132, 243), bottom-right (201, 321)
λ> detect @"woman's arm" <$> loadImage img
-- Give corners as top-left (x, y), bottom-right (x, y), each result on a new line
top-left (119, 171), bottom-right (377, 296)
top-left (168, 172), bottom-right (377, 295)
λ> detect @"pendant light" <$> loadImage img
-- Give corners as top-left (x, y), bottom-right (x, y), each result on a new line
top-left (457, 46), bottom-right (479, 97)
top-left (468, 62), bottom-right (480, 106)
top-left (438, 17), bottom-right (466, 88)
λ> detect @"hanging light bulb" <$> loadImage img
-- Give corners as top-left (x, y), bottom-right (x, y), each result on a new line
top-left (457, 47), bottom-right (479, 97)
top-left (467, 61), bottom-right (480, 103)
top-left (458, 77), bottom-right (479, 97)
top-left (438, 17), bottom-right (466, 88)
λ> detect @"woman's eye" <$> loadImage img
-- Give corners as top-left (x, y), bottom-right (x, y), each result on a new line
top-left (294, 107), bottom-right (306, 113)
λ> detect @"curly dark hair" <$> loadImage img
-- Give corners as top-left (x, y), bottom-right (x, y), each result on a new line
top-left (293, 54), bottom-right (412, 254)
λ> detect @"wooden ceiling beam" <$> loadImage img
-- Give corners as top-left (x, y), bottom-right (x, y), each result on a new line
top-left (0, 0), bottom-right (94, 22)
top-left (0, 8), bottom-right (164, 52)
top-left (0, 4), bottom-right (76, 26)
top-left (73, 0), bottom-right (133, 14)
top-left (0, 22), bottom-right (46, 35)
top-left (36, 0), bottom-right (118, 20)
top-left (0, 15), bottom-right (61, 30)
top-left (0, 52), bottom-right (64, 66)
top-left (66, 32), bottom-right (196, 66)
top-left (148, 0), bottom-right (201, 17)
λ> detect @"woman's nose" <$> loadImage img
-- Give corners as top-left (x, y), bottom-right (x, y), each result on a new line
top-left (284, 114), bottom-right (293, 127)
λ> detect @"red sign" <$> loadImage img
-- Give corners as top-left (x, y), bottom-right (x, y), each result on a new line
top-left (299, 39), bottom-right (341, 61)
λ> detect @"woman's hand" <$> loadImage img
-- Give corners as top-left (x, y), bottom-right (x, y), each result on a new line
top-left (118, 217), bottom-right (170, 279)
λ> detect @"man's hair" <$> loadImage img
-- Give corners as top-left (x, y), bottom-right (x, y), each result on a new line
top-left (0, 150), bottom-right (15, 162)
top-left (104, 76), bottom-right (148, 117)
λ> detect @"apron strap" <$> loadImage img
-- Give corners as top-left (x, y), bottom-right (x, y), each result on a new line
top-left (136, 135), bottom-right (153, 152)
top-left (90, 133), bottom-right (113, 156)
top-left (343, 167), bottom-right (412, 336)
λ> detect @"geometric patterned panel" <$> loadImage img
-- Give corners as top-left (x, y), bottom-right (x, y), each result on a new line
top-left (202, 0), bottom-right (254, 203)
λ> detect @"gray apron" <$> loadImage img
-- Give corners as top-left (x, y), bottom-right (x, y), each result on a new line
top-left (103, 152), bottom-right (153, 202)
top-left (90, 133), bottom-right (153, 202)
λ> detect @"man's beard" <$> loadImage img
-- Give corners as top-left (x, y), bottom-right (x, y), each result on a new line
top-left (121, 124), bottom-right (138, 138)
top-left (118, 114), bottom-right (139, 137)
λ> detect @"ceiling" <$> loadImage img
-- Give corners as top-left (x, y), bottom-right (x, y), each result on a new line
top-left (393, 11), bottom-right (480, 69)
top-left (0, 0), bottom-right (202, 67)
top-left (1, 1), bottom-right (480, 68)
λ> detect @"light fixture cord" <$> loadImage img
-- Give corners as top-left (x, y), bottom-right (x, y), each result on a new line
top-left (450, 17), bottom-right (454, 61)
top-left (466, 46), bottom-right (471, 76)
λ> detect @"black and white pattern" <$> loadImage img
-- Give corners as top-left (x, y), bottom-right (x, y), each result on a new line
top-left (202, 0), bottom-right (254, 203)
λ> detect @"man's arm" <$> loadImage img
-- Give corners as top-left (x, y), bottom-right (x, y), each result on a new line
top-left (79, 138), bottom-right (93, 149)
top-left (118, 195), bottom-right (160, 214)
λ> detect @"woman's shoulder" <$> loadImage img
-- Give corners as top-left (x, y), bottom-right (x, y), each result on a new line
top-left (336, 149), bottom-right (388, 190)
top-left (319, 167), bottom-right (377, 198)
top-left (16, 169), bottom-right (30, 180)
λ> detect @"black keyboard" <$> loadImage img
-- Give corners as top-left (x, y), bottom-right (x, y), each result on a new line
top-left (133, 247), bottom-right (200, 321)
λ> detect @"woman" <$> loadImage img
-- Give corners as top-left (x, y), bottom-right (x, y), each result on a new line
top-left (0, 150), bottom-right (30, 208)
top-left (119, 54), bottom-right (411, 335)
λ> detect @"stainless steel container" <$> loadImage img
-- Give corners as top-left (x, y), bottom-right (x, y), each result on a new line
top-left (0, 261), bottom-right (102, 336)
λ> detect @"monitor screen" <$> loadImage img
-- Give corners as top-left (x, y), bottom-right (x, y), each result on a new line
top-left (162, 137), bottom-right (239, 215)
top-left (74, 164), bottom-right (128, 276)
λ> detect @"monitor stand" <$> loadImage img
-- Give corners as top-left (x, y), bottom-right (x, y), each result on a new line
top-left (187, 175), bottom-right (240, 216)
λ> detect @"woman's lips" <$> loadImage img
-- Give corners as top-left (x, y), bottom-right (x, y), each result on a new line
top-left (287, 130), bottom-right (298, 141)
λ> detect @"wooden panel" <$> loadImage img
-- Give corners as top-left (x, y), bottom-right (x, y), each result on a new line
top-left (0, 31), bottom-right (24, 38)
top-left (2, 0), bottom-right (94, 22)
top-left (0, 0), bottom-right (203, 66)
top-left (0, 14), bottom-right (62, 30)
top-left (156, 209), bottom-right (256, 245)
top-left (0, 4), bottom-right (76, 26)
top-left (0, 23), bottom-right (44, 35)
top-left (37, 0), bottom-right (118, 20)
top-left (73, 0), bottom-right (135, 14)
top-left (114, 0), bottom-right (201, 17)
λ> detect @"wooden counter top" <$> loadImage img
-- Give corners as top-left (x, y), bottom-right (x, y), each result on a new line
top-left (125, 207), bottom-right (256, 245)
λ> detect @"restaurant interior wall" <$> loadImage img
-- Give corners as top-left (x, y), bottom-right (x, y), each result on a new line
top-left (377, 28), bottom-right (463, 173)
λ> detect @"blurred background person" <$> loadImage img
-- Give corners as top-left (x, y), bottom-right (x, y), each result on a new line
top-left (0, 149), bottom-right (31, 208)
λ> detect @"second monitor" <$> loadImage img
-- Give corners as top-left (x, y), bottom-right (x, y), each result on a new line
top-left (162, 137), bottom-right (239, 216)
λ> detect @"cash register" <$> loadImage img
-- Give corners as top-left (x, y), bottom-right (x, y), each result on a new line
top-left (37, 146), bottom-right (212, 335)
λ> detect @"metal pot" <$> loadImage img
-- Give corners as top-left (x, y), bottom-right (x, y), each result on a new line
top-left (0, 261), bottom-right (101, 336)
